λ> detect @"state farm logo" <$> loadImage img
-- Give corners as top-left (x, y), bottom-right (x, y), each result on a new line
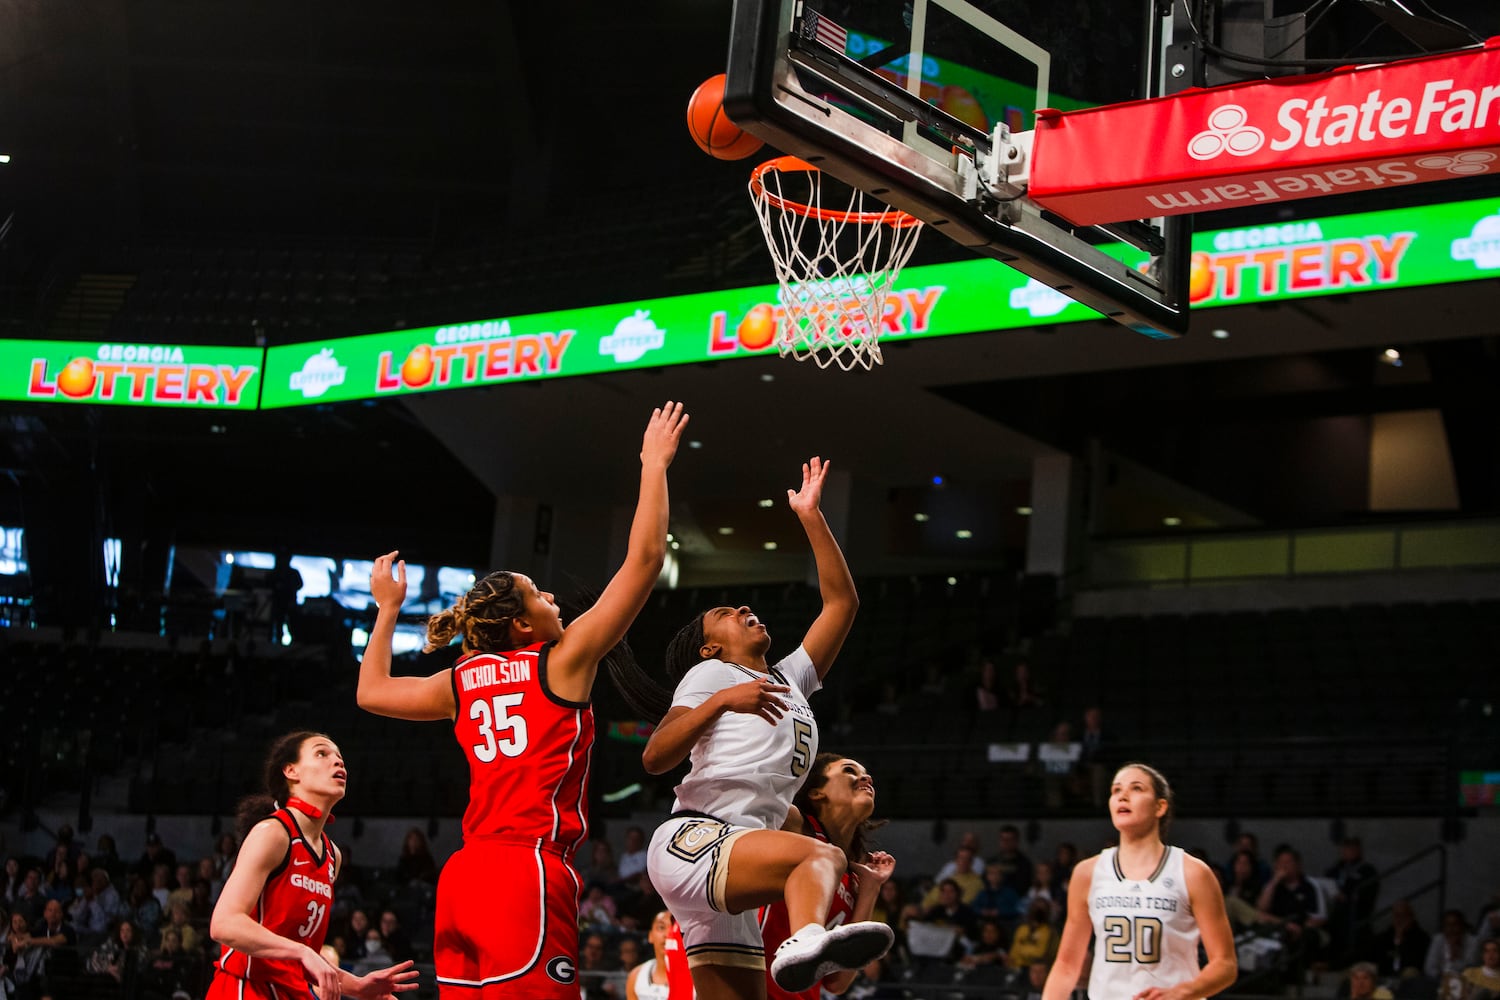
top-left (1188, 106), bottom-right (1265, 160)
top-left (1416, 152), bottom-right (1495, 176)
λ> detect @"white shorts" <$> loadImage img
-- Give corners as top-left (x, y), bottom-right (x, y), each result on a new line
top-left (648, 814), bottom-right (763, 970)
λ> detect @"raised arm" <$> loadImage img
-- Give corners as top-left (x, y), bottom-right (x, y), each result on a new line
top-left (356, 552), bottom-right (456, 721)
top-left (1041, 856), bottom-right (1096, 1000)
top-left (549, 401), bottom-right (687, 695)
top-left (788, 457), bottom-right (859, 679)
top-left (210, 819), bottom-right (342, 1000)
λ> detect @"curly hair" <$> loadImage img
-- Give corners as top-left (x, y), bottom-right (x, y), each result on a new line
top-left (794, 752), bottom-right (886, 865)
top-left (424, 570), bottom-right (523, 653)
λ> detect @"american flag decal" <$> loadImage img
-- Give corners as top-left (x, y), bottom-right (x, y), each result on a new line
top-left (802, 9), bottom-right (849, 55)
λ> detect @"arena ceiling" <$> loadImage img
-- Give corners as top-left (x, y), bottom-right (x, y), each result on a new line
top-left (1, 0), bottom-right (1499, 578)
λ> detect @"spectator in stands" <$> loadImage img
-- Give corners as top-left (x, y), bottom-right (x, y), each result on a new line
top-left (94, 835), bottom-right (124, 881)
top-left (126, 876), bottom-right (162, 945)
top-left (164, 902), bottom-right (200, 954)
top-left (1371, 899), bottom-right (1429, 978)
top-left (149, 864), bottom-right (173, 913)
top-left (1326, 836), bottom-right (1378, 960)
top-left (872, 880), bottom-right (905, 933)
top-left (1346, 960), bottom-right (1394, 1000)
top-left (1077, 706), bottom-right (1109, 807)
top-left (1006, 660), bottom-right (1044, 710)
top-left (975, 659), bottom-right (1002, 713)
top-left (974, 861), bottom-right (1024, 932)
top-left (921, 879), bottom-right (980, 945)
top-left (85, 918), bottom-right (146, 994)
top-left (167, 863), bottom-right (195, 913)
top-left (616, 936), bottom-right (641, 973)
top-left (378, 909), bottom-right (414, 964)
top-left (1258, 846), bottom-right (1329, 957)
top-left (1007, 898), bottom-right (1057, 969)
top-left (1463, 939), bottom-right (1500, 1000)
top-left (68, 872), bottom-right (111, 940)
top-left (1480, 896), bottom-right (1500, 947)
top-left (1231, 832), bottom-right (1272, 885)
top-left (394, 828), bottom-right (438, 886)
top-left (1, 858), bottom-right (21, 907)
top-left (1021, 863), bottom-right (1061, 926)
top-left (23, 898), bottom-right (78, 993)
top-left (1222, 849), bottom-right (1264, 910)
top-left (4, 909), bottom-right (46, 1000)
top-left (133, 833), bottom-right (176, 883)
top-left (918, 659), bottom-right (948, 698)
top-left (209, 834), bottom-right (237, 884)
top-left (340, 909), bottom-right (372, 965)
top-left (991, 824), bottom-right (1035, 896)
top-left (8, 863), bottom-right (43, 929)
top-left (875, 680), bottom-right (902, 717)
top-left (1050, 844), bottom-right (1078, 894)
top-left (582, 839), bottom-right (620, 889)
top-left (1040, 722), bottom-right (1078, 809)
top-left (580, 883), bottom-right (620, 933)
top-left (931, 845), bottom-right (985, 902)
top-left (41, 852), bottom-right (73, 905)
top-left (141, 924), bottom-right (198, 1000)
top-left (616, 826), bottom-right (649, 885)
top-left (579, 932), bottom-right (611, 973)
top-left (957, 919), bottom-right (1008, 970)
top-left (54, 825), bottom-right (82, 868)
top-left (1425, 909), bottom-right (1479, 981)
top-left (194, 857), bottom-right (222, 906)
top-left (188, 880), bottom-right (213, 928)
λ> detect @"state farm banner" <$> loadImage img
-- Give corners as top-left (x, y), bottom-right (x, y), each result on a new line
top-left (2, 339), bottom-right (263, 408)
top-left (1028, 38), bottom-right (1500, 226)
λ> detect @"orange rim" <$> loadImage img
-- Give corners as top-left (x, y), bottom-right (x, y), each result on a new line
top-left (750, 156), bottom-right (923, 228)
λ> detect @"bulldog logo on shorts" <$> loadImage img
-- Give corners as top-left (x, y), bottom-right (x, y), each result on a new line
top-left (546, 956), bottom-right (576, 984)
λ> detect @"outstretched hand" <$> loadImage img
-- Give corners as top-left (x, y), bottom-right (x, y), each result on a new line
top-left (351, 959), bottom-right (420, 1000)
top-left (786, 456), bottom-right (829, 517)
top-left (641, 401), bottom-right (689, 468)
top-left (370, 551), bottom-right (407, 610)
top-left (851, 850), bottom-right (896, 891)
top-left (716, 677), bottom-right (791, 725)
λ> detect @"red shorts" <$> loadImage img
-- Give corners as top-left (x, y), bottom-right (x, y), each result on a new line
top-left (436, 837), bottom-right (582, 999)
top-left (205, 972), bottom-right (311, 1000)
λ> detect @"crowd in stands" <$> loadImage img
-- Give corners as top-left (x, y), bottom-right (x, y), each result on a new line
top-left (4, 805), bottom-right (1500, 1000)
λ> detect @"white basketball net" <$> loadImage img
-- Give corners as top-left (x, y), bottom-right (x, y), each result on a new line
top-left (750, 157), bottom-right (923, 371)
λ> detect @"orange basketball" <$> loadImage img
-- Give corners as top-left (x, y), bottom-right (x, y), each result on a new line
top-left (687, 74), bottom-right (764, 161)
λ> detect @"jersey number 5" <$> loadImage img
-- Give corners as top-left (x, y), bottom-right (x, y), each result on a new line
top-left (789, 719), bottom-right (814, 778)
top-left (1102, 914), bottom-right (1163, 964)
top-left (471, 693), bottom-right (529, 762)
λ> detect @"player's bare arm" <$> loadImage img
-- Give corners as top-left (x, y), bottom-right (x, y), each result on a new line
top-left (642, 679), bottom-right (790, 774)
top-left (356, 551), bottom-right (456, 721)
top-left (788, 457), bottom-right (859, 678)
top-left (551, 401), bottom-right (687, 698)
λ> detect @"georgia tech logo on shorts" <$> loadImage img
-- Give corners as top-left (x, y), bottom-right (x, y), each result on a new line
top-left (546, 956), bottom-right (576, 984)
top-left (1188, 105), bottom-right (1265, 160)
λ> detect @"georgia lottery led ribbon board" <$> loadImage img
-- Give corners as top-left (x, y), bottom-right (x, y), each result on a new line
top-left (2, 340), bottom-right (264, 408)
top-left (260, 195), bottom-right (1500, 407)
top-left (5, 197), bottom-right (1495, 410)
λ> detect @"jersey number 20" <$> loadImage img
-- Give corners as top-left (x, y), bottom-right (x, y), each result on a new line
top-left (471, 693), bottom-right (528, 761)
top-left (1102, 915), bottom-right (1163, 964)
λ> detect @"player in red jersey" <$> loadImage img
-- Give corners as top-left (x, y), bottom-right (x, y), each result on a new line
top-left (759, 754), bottom-right (895, 1000)
top-left (207, 731), bottom-right (418, 1000)
top-left (358, 401), bottom-right (687, 999)
top-left (664, 917), bottom-right (696, 1000)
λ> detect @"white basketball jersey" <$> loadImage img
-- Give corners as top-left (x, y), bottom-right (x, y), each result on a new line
top-left (632, 960), bottom-right (671, 1000)
top-left (1087, 846), bottom-right (1201, 1000)
top-left (669, 645), bottom-right (821, 830)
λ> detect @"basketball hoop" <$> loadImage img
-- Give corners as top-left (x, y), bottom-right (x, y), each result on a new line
top-left (749, 156), bottom-right (923, 371)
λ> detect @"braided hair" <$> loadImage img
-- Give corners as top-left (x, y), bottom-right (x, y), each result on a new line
top-left (424, 571), bottom-right (523, 653)
top-left (664, 612), bottom-right (708, 684)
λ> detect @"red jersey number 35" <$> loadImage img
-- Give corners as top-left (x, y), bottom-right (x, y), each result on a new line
top-left (471, 693), bottom-right (529, 761)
